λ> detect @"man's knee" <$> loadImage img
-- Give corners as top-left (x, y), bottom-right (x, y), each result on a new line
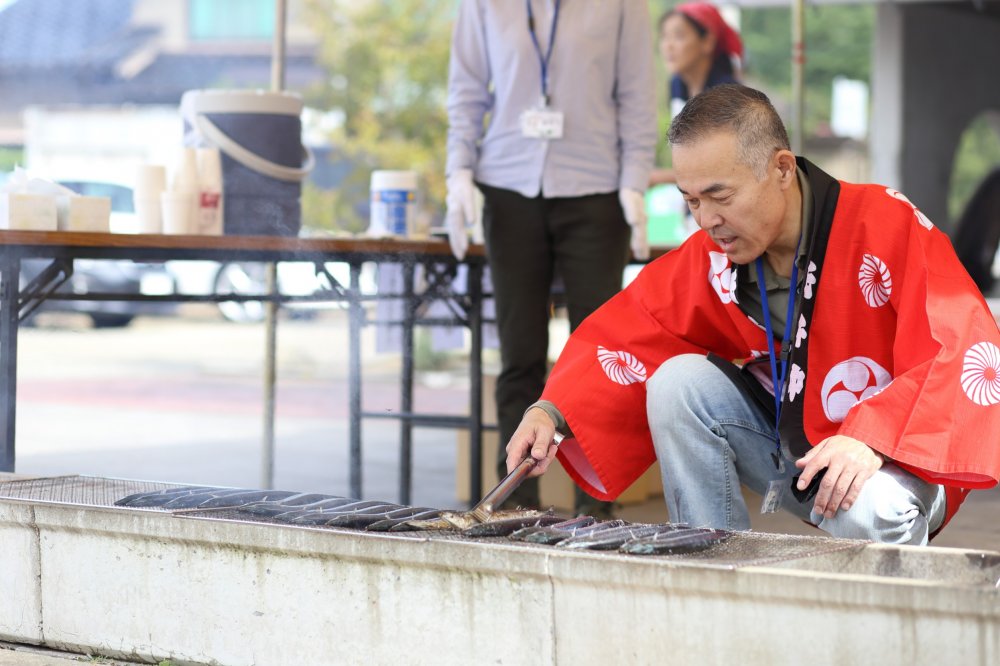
top-left (646, 353), bottom-right (713, 408)
top-left (646, 354), bottom-right (723, 446)
top-left (816, 469), bottom-right (939, 545)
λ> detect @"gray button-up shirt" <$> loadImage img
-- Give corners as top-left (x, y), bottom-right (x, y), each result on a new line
top-left (446, 0), bottom-right (657, 198)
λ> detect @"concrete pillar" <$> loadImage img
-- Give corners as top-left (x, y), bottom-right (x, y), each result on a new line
top-left (870, 5), bottom-right (904, 193)
top-left (872, 3), bottom-right (1000, 233)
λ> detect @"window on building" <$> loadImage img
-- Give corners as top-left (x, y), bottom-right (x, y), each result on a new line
top-left (189, 0), bottom-right (274, 41)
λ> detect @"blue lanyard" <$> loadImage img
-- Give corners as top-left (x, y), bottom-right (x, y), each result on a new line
top-left (526, 0), bottom-right (560, 105)
top-left (755, 248), bottom-right (800, 464)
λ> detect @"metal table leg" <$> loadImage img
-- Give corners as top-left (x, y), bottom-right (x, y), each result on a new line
top-left (260, 262), bottom-right (278, 489)
top-left (0, 255), bottom-right (20, 471)
top-left (348, 261), bottom-right (363, 499)
top-left (399, 260), bottom-right (415, 504)
top-left (468, 261), bottom-right (484, 505)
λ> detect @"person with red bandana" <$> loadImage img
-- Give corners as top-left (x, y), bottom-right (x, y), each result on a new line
top-left (650, 2), bottom-right (743, 187)
top-left (504, 84), bottom-right (1000, 545)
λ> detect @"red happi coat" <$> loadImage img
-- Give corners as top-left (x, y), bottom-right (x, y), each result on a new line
top-left (542, 160), bottom-right (1000, 531)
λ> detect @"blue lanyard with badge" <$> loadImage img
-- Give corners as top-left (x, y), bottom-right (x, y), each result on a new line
top-left (756, 239), bottom-right (801, 514)
top-left (521, 0), bottom-right (564, 140)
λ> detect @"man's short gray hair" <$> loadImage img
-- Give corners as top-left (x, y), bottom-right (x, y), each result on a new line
top-left (667, 84), bottom-right (791, 180)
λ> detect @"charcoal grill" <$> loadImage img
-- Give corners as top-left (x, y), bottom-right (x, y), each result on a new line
top-left (0, 474), bottom-right (879, 568)
top-left (2, 473), bottom-right (997, 666)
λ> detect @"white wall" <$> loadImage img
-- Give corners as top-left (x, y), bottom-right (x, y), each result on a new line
top-left (23, 106), bottom-right (183, 188)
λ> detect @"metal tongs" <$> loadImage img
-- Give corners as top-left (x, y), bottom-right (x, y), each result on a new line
top-left (469, 431), bottom-right (564, 523)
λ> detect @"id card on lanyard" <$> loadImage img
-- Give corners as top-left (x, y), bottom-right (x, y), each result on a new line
top-left (520, 0), bottom-right (564, 140)
top-left (756, 242), bottom-right (801, 514)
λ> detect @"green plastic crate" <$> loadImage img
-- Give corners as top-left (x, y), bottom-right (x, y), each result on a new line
top-left (646, 184), bottom-right (691, 246)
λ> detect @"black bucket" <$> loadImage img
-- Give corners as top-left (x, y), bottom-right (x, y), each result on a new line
top-left (181, 89), bottom-right (313, 236)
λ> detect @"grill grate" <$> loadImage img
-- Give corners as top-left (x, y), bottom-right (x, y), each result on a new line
top-left (0, 476), bottom-right (865, 566)
top-left (650, 530), bottom-right (866, 567)
top-left (0, 475), bottom-right (176, 507)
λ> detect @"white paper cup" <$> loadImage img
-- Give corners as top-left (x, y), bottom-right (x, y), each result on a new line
top-left (134, 164), bottom-right (167, 195)
top-left (161, 191), bottom-right (194, 234)
top-left (196, 147), bottom-right (222, 188)
top-left (134, 164), bottom-right (167, 233)
top-left (135, 196), bottom-right (162, 233)
top-left (172, 147), bottom-right (199, 193)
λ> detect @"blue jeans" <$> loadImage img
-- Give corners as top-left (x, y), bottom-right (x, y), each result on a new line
top-left (646, 354), bottom-right (946, 545)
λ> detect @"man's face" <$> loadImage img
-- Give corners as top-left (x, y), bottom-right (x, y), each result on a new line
top-left (673, 131), bottom-right (789, 265)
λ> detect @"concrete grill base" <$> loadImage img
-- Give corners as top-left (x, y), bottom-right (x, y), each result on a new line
top-left (0, 475), bottom-right (998, 665)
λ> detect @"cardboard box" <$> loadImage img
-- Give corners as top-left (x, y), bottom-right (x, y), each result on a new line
top-left (0, 193), bottom-right (57, 230)
top-left (454, 374), bottom-right (662, 511)
top-left (455, 429), bottom-right (662, 511)
top-left (455, 375), bottom-right (663, 512)
top-left (62, 195), bottom-right (111, 232)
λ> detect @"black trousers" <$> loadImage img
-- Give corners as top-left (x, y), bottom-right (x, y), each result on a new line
top-left (480, 183), bottom-right (631, 511)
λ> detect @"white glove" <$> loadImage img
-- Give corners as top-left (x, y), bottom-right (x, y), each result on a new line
top-left (445, 168), bottom-right (480, 260)
top-left (619, 188), bottom-right (649, 261)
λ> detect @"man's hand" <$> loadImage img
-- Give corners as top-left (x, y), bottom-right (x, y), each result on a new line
top-left (794, 435), bottom-right (884, 519)
top-left (445, 169), bottom-right (479, 260)
top-left (619, 188), bottom-right (649, 261)
top-left (506, 407), bottom-right (561, 478)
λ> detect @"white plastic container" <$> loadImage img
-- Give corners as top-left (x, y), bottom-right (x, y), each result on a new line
top-left (195, 147), bottom-right (224, 235)
top-left (369, 170), bottom-right (417, 238)
top-left (181, 89), bottom-right (312, 236)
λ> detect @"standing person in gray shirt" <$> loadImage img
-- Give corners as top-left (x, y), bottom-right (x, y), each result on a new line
top-left (444, 0), bottom-right (657, 514)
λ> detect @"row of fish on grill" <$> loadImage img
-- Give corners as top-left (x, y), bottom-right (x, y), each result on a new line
top-left (115, 485), bottom-right (730, 556)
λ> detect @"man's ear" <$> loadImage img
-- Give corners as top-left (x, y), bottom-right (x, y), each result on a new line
top-left (775, 150), bottom-right (797, 188)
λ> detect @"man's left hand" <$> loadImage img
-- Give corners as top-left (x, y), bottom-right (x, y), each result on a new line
top-left (794, 435), bottom-right (884, 519)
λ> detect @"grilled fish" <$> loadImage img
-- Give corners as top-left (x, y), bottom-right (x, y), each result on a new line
top-left (619, 528), bottom-right (731, 555)
top-left (289, 501), bottom-right (402, 525)
top-left (193, 490), bottom-right (301, 509)
top-left (461, 512), bottom-right (564, 537)
top-left (243, 496), bottom-right (364, 518)
top-left (511, 518), bottom-right (626, 545)
top-left (405, 508), bottom-right (555, 532)
top-left (321, 506), bottom-right (438, 529)
top-left (115, 486), bottom-right (222, 507)
top-left (368, 509), bottom-right (444, 532)
top-left (557, 523), bottom-right (691, 551)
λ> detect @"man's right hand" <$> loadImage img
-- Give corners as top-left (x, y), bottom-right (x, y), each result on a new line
top-left (506, 407), bottom-right (561, 478)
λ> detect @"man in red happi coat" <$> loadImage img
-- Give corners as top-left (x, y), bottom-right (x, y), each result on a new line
top-left (505, 84), bottom-right (1000, 544)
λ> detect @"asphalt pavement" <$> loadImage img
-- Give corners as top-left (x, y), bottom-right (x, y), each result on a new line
top-left (15, 305), bottom-right (468, 509)
top-left (11, 305), bottom-right (1000, 551)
